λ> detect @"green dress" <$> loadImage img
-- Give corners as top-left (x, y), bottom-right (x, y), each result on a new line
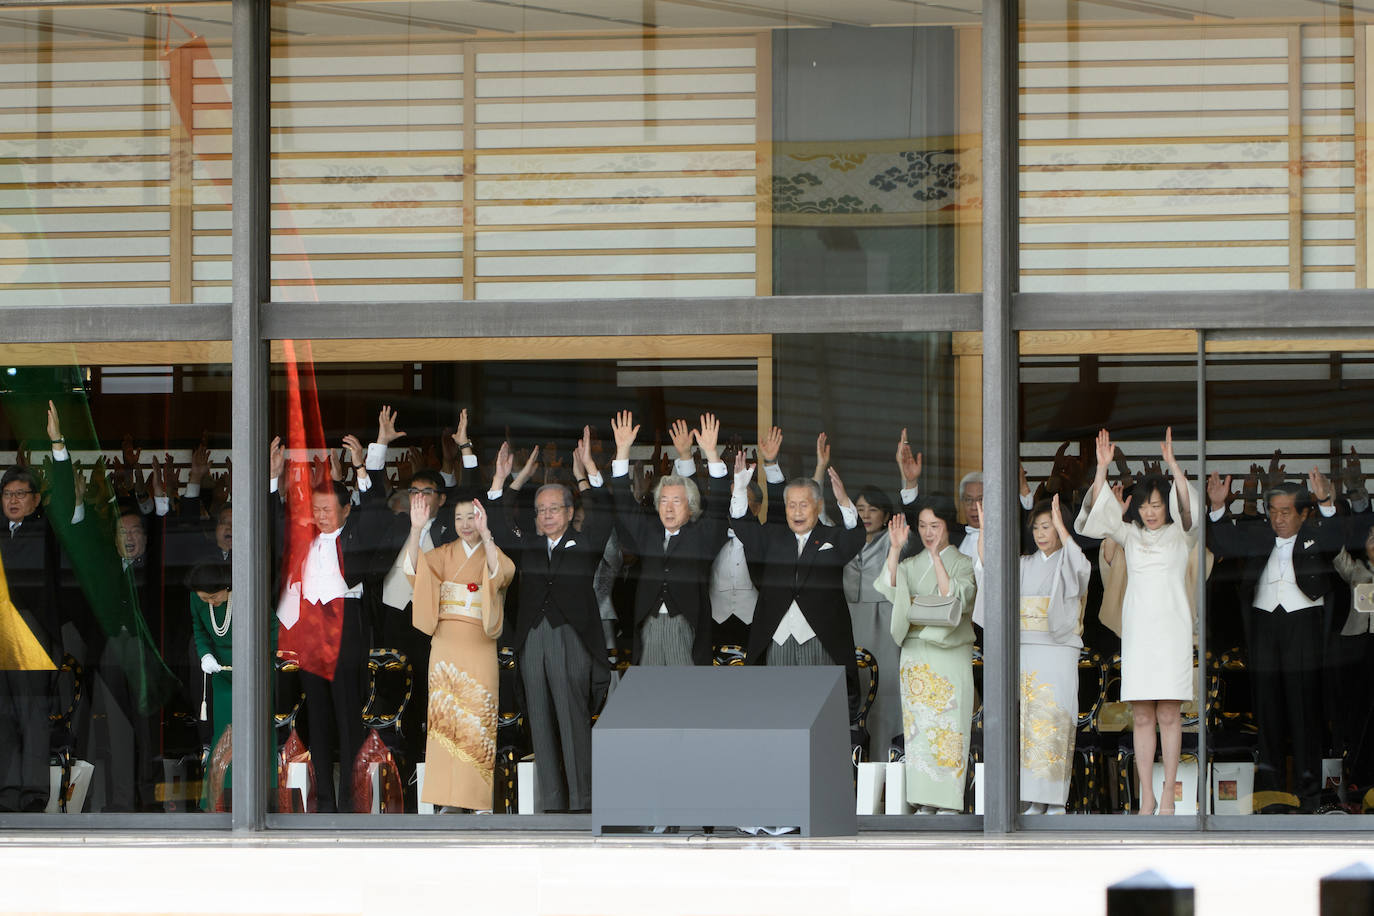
top-left (874, 546), bottom-right (977, 811)
top-left (190, 590), bottom-right (233, 802)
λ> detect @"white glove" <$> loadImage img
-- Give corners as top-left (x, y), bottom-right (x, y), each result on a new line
top-left (200, 653), bottom-right (223, 675)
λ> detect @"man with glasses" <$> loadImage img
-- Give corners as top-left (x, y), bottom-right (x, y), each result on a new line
top-left (0, 400), bottom-right (76, 811)
top-left (895, 434), bottom-right (1033, 559)
top-left (484, 427), bottom-right (612, 813)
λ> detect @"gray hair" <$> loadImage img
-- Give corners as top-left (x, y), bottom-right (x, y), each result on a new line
top-left (784, 477), bottom-right (823, 504)
top-left (534, 483), bottom-right (573, 508)
top-left (958, 471), bottom-right (984, 499)
top-left (652, 474), bottom-right (702, 520)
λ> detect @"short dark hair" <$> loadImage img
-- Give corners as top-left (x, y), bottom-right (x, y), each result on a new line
top-left (0, 466), bottom-right (39, 494)
top-left (314, 481), bottom-right (351, 508)
top-left (1023, 498), bottom-right (1056, 557)
top-left (911, 492), bottom-right (964, 552)
top-left (187, 561), bottom-right (231, 594)
top-left (409, 468), bottom-right (445, 491)
top-left (1264, 481), bottom-right (1311, 514)
top-left (1122, 473), bottom-right (1174, 527)
top-left (854, 485), bottom-right (894, 520)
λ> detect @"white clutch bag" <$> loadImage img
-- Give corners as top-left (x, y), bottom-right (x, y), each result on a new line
top-left (907, 594), bottom-right (960, 627)
top-left (1354, 583), bottom-right (1374, 614)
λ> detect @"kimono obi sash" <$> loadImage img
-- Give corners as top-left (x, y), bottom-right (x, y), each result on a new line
top-left (438, 581), bottom-right (483, 621)
top-left (1019, 596), bottom-right (1050, 633)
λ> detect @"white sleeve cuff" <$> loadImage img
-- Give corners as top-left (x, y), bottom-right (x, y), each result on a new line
top-left (71, 504), bottom-right (85, 525)
top-left (365, 442), bottom-right (388, 471)
top-left (1318, 502), bottom-right (1337, 517)
top-left (51, 445), bottom-right (69, 461)
top-left (269, 477), bottom-right (278, 494)
top-left (838, 502), bottom-right (859, 530)
top-left (1020, 490), bottom-right (1034, 511)
top-left (1352, 495), bottom-right (1370, 514)
top-left (154, 495), bottom-right (170, 516)
top-left (486, 489), bottom-right (503, 501)
top-left (356, 470), bottom-right (372, 493)
top-left (729, 466), bottom-right (755, 519)
top-left (587, 471), bottom-right (604, 488)
top-left (764, 464), bottom-right (784, 484)
top-left (440, 471), bottom-right (457, 488)
top-left (900, 486), bottom-right (918, 505)
top-left (1208, 507), bottom-right (1225, 522)
top-left (674, 457), bottom-right (696, 477)
top-left (611, 458), bottom-right (630, 478)
top-left (184, 481), bottom-right (201, 499)
top-left (462, 454), bottom-right (478, 469)
top-left (137, 495), bottom-right (154, 515)
top-left (707, 460), bottom-right (727, 478)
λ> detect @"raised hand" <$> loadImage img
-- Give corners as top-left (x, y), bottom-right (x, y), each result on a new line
top-left (1205, 471), bottom-right (1235, 512)
top-left (121, 433), bottom-right (141, 474)
top-left (377, 405), bottom-right (406, 446)
top-left (1344, 447), bottom-right (1365, 496)
top-left (472, 499), bottom-right (491, 538)
top-left (440, 426), bottom-right (458, 472)
top-left (576, 425), bottom-right (599, 479)
top-left (492, 441), bottom-right (514, 491)
top-left (611, 409), bottom-right (640, 461)
top-left (149, 455), bottom-right (166, 498)
top-left (1242, 465), bottom-right (1260, 506)
top-left (1019, 462), bottom-right (1031, 498)
top-left (329, 448), bottom-right (344, 482)
top-left (815, 432), bottom-right (831, 474)
top-left (1309, 466), bottom-right (1333, 504)
top-left (828, 466), bottom-right (851, 507)
top-left (733, 449), bottom-right (749, 476)
top-left (455, 408), bottom-right (469, 450)
top-left (342, 434), bottom-right (364, 469)
top-left (1050, 493), bottom-right (1067, 537)
top-left (571, 441), bottom-right (586, 482)
top-left (1110, 481), bottom-right (1125, 506)
top-left (668, 418), bottom-right (693, 461)
top-left (887, 513), bottom-right (910, 553)
top-left (1160, 426), bottom-right (1180, 472)
top-left (695, 413), bottom-right (721, 463)
top-left (408, 490), bottom-right (429, 531)
top-left (190, 439), bottom-right (211, 485)
top-left (760, 426), bottom-right (783, 465)
top-left (46, 400), bottom-right (62, 443)
top-left (512, 444), bottom-right (541, 490)
top-left (1266, 449), bottom-right (1286, 489)
top-left (895, 429), bottom-right (922, 488)
top-left (1094, 429), bottom-right (1114, 469)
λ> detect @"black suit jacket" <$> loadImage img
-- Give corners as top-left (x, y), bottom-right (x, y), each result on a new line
top-left (1207, 509), bottom-right (1344, 611)
top-left (729, 505), bottom-right (866, 684)
top-left (611, 469), bottom-right (730, 665)
top-left (486, 483), bottom-right (614, 669)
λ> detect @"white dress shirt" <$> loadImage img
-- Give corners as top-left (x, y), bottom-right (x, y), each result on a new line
top-left (1208, 504), bottom-right (1333, 612)
top-left (381, 516), bottom-right (437, 610)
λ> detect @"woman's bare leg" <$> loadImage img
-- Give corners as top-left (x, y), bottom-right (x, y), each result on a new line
top-left (1156, 700), bottom-right (1183, 815)
top-left (1132, 701), bottom-right (1159, 814)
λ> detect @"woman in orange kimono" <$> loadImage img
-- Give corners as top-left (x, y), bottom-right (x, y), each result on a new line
top-left (406, 492), bottom-right (514, 813)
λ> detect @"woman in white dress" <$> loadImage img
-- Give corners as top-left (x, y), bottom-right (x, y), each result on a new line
top-left (1075, 427), bottom-right (1198, 815)
top-left (974, 494), bottom-right (1090, 814)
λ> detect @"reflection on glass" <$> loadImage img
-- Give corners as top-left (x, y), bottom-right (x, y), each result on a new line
top-left (1, 4), bottom-right (233, 306)
top-left (1018, 342), bottom-right (1201, 815)
top-left (1204, 345), bottom-right (1374, 814)
top-left (269, 1), bottom-right (982, 301)
top-left (1, 355), bottom-right (232, 813)
top-left (267, 332), bottom-right (976, 816)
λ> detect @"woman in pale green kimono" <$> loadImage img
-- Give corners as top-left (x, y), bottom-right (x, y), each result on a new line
top-left (875, 494), bottom-right (977, 813)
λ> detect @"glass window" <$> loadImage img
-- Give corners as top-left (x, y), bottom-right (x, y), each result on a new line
top-left (0, 341), bottom-right (232, 816)
top-left (265, 332), bottom-right (978, 820)
top-left (1016, 331), bottom-right (1202, 817)
top-left (1203, 335), bottom-right (1374, 816)
top-left (1020, 2), bottom-right (1360, 293)
top-left (0, 4), bottom-right (233, 306)
top-left (268, 1), bottom-right (983, 303)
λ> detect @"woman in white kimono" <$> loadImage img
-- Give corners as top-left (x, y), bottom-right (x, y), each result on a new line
top-left (844, 484), bottom-right (898, 761)
top-left (974, 494), bottom-right (1090, 814)
top-left (875, 494), bottom-right (977, 813)
top-left (1074, 427), bottom-right (1198, 815)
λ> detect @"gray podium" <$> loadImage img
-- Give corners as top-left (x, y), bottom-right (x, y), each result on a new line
top-left (591, 665), bottom-right (856, 836)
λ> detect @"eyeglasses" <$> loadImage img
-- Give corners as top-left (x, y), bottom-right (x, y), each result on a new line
top-left (2, 489), bottom-right (36, 501)
top-left (535, 505), bottom-right (571, 516)
top-left (408, 487), bottom-right (439, 497)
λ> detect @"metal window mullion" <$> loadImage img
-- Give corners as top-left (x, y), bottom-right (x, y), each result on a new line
top-left (981, 0), bottom-right (1018, 836)
top-left (230, 0), bottom-right (270, 833)
top-left (1196, 332), bottom-right (1209, 824)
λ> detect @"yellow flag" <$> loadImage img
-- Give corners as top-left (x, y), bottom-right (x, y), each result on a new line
top-left (0, 550), bottom-right (57, 672)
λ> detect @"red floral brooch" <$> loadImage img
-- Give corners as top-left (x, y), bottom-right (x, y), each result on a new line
top-left (466, 582), bottom-right (480, 593)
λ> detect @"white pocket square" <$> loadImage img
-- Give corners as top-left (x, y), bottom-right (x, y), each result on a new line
top-left (1303, 539), bottom-right (1315, 549)
top-left (564, 539), bottom-right (577, 548)
top-left (818, 542), bottom-right (834, 551)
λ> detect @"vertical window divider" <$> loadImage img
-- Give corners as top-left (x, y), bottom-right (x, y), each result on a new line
top-left (1197, 332), bottom-right (1210, 827)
